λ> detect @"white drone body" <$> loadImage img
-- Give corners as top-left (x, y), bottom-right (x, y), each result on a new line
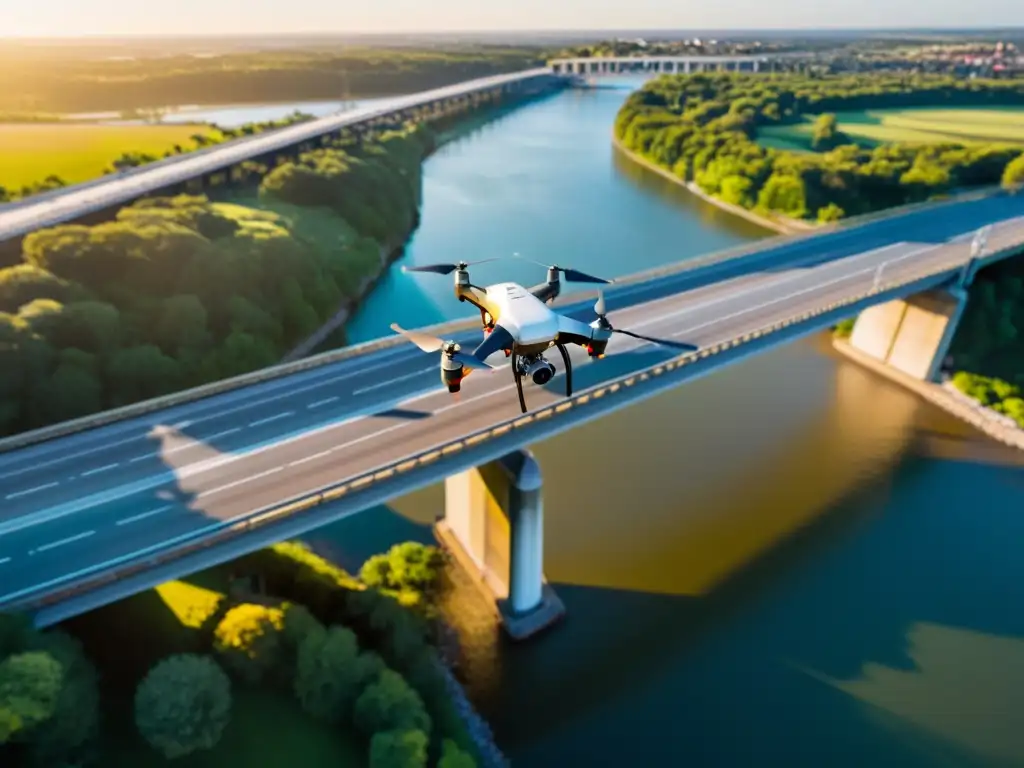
top-left (391, 256), bottom-right (698, 413)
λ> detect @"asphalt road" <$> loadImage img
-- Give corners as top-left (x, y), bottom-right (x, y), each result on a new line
top-left (2, 202), bottom-right (1024, 601)
top-left (0, 68), bottom-right (554, 242)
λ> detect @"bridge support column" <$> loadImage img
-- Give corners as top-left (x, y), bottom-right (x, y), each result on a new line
top-left (848, 287), bottom-right (969, 381)
top-left (435, 449), bottom-right (565, 641)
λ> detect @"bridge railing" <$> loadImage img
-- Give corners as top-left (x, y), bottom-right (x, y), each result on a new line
top-left (0, 185), bottom-right (1013, 455)
top-left (7, 222), bottom-right (1024, 616)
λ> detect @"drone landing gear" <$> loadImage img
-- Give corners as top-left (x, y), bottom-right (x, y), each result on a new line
top-left (556, 343), bottom-right (572, 398)
top-left (510, 348), bottom-right (528, 413)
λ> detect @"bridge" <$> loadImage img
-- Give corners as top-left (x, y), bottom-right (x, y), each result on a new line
top-left (548, 52), bottom-right (814, 77)
top-left (0, 68), bottom-right (564, 244)
top-left (0, 187), bottom-right (1022, 639)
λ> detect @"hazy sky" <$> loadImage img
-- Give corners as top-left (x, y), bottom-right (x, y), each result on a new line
top-left (2, 0), bottom-right (1023, 37)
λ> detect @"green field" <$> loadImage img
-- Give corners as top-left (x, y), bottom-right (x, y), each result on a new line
top-left (0, 122), bottom-right (220, 188)
top-left (758, 107), bottom-right (1024, 152)
top-left (63, 575), bottom-right (365, 767)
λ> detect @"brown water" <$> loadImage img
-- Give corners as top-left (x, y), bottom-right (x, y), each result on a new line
top-left (315, 81), bottom-right (1024, 767)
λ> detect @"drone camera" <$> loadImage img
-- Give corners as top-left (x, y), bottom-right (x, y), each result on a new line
top-left (519, 356), bottom-right (556, 386)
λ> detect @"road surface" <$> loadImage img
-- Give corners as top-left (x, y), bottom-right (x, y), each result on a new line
top-left (2, 200), bottom-right (1024, 604)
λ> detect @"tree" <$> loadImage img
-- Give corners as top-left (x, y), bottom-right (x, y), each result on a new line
top-left (0, 651), bottom-right (63, 742)
top-left (359, 542), bottom-right (444, 594)
top-left (354, 669), bottom-right (431, 737)
top-left (1003, 154), bottom-right (1024, 190)
top-left (294, 626), bottom-right (384, 724)
top-left (438, 739), bottom-right (478, 768)
top-left (134, 654), bottom-right (232, 760)
top-left (105, 344), bottom-right (182, 405)
top-left (368, 729), bottom-right (429, 768)
top-left (213, 603), bottom-right (286, 684)
top-left (0, 265), bottom-right (74, 314)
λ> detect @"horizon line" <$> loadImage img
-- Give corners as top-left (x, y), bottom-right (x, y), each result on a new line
top-left (2, 25), bottom-right (1024, 42)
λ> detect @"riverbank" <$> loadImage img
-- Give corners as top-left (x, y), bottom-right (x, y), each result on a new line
top-left (832, 338), bottom-right (1024, 451)
top-left (611, 134), bottom-right (816, 236)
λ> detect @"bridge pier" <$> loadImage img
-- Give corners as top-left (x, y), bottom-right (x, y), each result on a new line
top-left (847, 287), bottom-right (969, 381)
top-left (435, 449), bottom-right (565, 641)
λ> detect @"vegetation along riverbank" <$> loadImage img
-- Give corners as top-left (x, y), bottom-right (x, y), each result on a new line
top-left (0, 83), bottom-right (556, 439)
top-left (0, 540), bottom-right (493, 768)
top-left (614, 72), bottom-right (1024, 224)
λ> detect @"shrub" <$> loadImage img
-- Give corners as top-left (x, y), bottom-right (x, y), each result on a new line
top-left (134, 654), bottom-right (232, 759)
top-left (832, 317), bottom-right (856, 338)
top-left (359, 542), bottom-right (444, 593)
top-left (438, 738), bottom-right (478, 768)
top-left (354, 669), bottom-right (431, 737)
top-left (20, 630), bottom-right (100, 766)
top-left (213, 603), bottom-right (286, 684)
top-left (294, 625), bottom-right (382, 724)
top-left (368, 728), bottom-right (429, 768)
top-left (0, 651), bottom-right (63, 741)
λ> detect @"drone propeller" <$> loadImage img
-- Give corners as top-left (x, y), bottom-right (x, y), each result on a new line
top-left (389, 323), bottom-right (495, 369)
top-left (593, 291), bottom-right (699, 352)
top-left (402, 258), bottom-right (500, 276)
top-left (511, 252), bottom-right (612, 285)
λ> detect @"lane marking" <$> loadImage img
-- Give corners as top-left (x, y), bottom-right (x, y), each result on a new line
top-left (80, 463), bottom-right (119, 478)
top-left (5, 482), bottom-right (59, 500)
top-left (669, 244), bottom-right (936, 339)
top-left (288, 450), bottom-right (333, 468)
top-left (353, 366), bottom-right (437, 395)
top-left (0, 557), bottom-right (10, 566)
top-left (197, 466), bottom-right (284, 500)
top-left (115, 506), bottom-right (171, 527)
top-left (249, 411), bottom-right (294, 428)
top-left (307, 397), bottom-right (339, 409)
top-left (31, 530), bottom-right (95, 554)
top-left (128, 426), bottom-right (249, 464)
top-left (205, 427), bottom-right (243, 442)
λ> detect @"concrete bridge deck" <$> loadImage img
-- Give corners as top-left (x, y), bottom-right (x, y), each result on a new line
top-left (0, 191), bottom-right (1022, 626)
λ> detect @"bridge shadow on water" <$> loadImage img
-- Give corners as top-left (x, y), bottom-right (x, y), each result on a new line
top-left (474, 453), bottom-right (1024, 768)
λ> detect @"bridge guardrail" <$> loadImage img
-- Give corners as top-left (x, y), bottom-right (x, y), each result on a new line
top-left (7, 224), bottom-right (1024, 615)
top-left (0, 188), bottom-right (1011, 455)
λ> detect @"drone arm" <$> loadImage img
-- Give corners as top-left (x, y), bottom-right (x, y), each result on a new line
top-left (470, 324), bottom-right (515, 364)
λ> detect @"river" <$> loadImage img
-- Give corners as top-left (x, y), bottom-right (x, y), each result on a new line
top-left (268, 81), bottom-right (1024, 765)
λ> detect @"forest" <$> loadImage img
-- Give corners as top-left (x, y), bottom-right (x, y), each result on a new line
top-left (0, 46), bottom-right (545, 113)
top-left (614, 72), bottom-right (1024, 223)
top-left (0, 540), bottom-right (484, 767)
top-left (0, 123), bottom-right (436, 437)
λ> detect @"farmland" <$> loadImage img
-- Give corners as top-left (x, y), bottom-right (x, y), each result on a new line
top-left (758, 107), bottom-right (1024, 152)
top-left (0, 122), bottom-right (221, 188)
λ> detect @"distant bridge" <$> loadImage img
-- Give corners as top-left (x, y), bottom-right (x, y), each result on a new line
top-left (548, 52), bottom-right (815, 77)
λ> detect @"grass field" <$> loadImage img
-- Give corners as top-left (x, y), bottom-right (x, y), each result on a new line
top-left (758, 107), bottom-right (1024, 152)
top-left (0, 122), bottom-right (221, 188)
top-left (61, 573), bottom-right (365, 767)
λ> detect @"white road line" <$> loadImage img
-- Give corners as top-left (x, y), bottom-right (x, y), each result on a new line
top-left (354, 366), bottom-right (436, 395)
top-left (288, 450), bottom-right (333, 468)
top-left (197, 466), bottom-right (284, 500)
top-left (32, 530), bottom-right (95, 554)
top-left (5, 482), bottom-right (59, 500)
top-left (670, 244), bottom-right (936, 339)
top-left (0, 557), bottom-right (10, 566)
top-left (115, 506), bottom-right (171, 526)
top-left (80, 463), bottom-right (119, 478)
top-left (204, 427), bottom-right (244, 442)
top-left (249, 412), bottom-right (294, 428)
top-left (308, 397), bottom-right (339, 409)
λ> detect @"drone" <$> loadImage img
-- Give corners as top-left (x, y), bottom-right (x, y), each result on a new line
top-left (390, 255), bottom-right (699, 413)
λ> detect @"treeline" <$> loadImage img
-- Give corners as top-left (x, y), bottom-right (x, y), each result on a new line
top-left (0, 124), bottom-right (435, 437)
top-left (0, 112), bottom-right (312, 205)
top-left (1, 540), bottom-right (482, 767)
top-left (615, 72), bottom-right (1024, 223)
top-left (948, 256), bottom-right (1024, 427)
top-left (0, 47), bottom-right (544, 113)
